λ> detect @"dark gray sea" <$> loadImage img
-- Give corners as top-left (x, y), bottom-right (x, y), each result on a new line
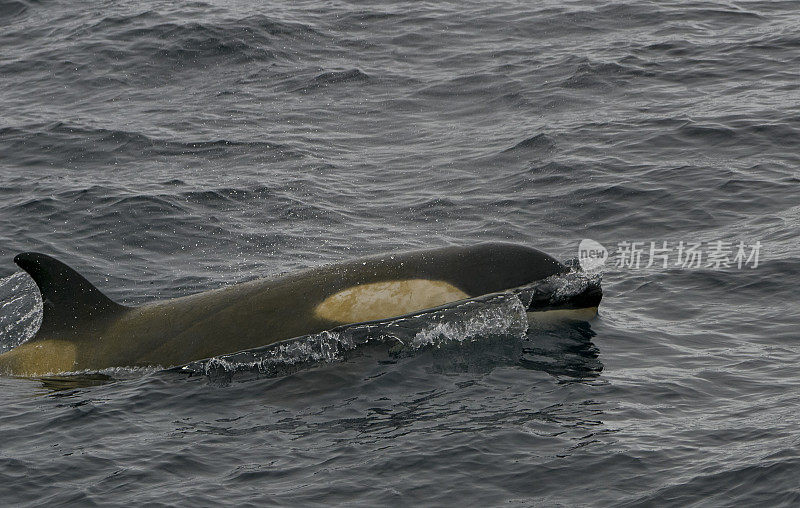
top-left (1, 0), bottom-right (799, 505)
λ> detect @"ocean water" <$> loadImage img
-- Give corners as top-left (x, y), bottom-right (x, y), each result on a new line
top-left (1, 0), bottom-right (799, 505)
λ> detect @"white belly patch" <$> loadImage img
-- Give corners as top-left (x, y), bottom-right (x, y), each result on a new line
top-left (314, 279), bottom-right (470, 324)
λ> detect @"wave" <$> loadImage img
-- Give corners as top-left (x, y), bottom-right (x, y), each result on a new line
top-left (627, 119), bottom-right (800, 155)
top-left (559, 60), bottom-right (655, 90)
top-left (499, 133), bottom-right (556, 157)
top-left (0, 13), bottom-right (326, 81)
top-left (0, 0), bottom-right (29, 22)
top-left (0, 122), bottom-right (295, 167)
top-left (312, 69), bottom-right (370, 86)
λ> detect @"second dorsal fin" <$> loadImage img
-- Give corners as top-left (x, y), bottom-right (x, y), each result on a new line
top-left (14, 252), bottom-right (128, 337)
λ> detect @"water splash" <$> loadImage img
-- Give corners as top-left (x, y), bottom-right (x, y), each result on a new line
top-left (182, 269), bottom-right (601, 380)
top-left (404, 294), bottom-right (529, 349)
top-left (199, 329), bottom-right (356, 379)
top-left (513, 270), bottom-right (602, 310)
top-left (180, 289), bottom-right (533, 380)
top-left (0, 272), bottom-right (42, 352)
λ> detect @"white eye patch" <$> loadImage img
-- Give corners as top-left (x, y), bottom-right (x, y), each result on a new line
top-left (314, 279), bottom-right (469, 324)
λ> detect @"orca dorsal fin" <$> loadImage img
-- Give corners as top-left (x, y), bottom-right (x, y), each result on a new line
top-left (14, 252), bottom-right (127, 337)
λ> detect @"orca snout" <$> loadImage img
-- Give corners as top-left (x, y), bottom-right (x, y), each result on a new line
top-left (524, 275), bottom-right (603, 313)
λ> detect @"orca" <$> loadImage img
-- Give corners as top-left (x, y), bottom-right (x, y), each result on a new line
top-left (0, 243), bottom-right (601, 376)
